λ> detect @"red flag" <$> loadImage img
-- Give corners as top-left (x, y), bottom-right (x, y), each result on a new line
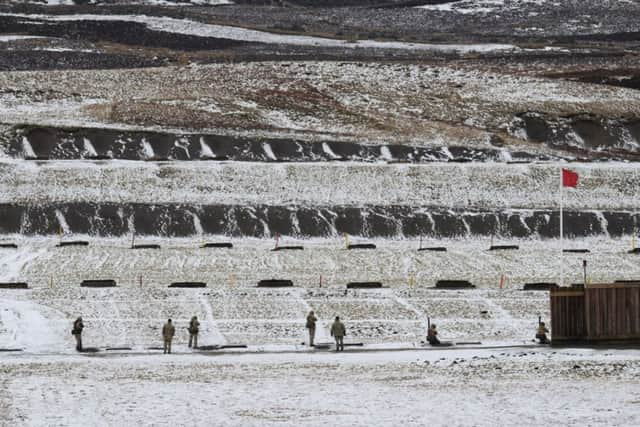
top-left (562, 168), bottom-right (578, 188)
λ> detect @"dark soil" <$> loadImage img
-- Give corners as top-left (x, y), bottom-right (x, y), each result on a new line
top-left (0, 16), bottom-right (252, 51)
top-left (0, 51), bottom-right (168, 71)
top-left (3, 125), bottom-right (526, 163)
top-left (0, 201), bottom-right (636, 238)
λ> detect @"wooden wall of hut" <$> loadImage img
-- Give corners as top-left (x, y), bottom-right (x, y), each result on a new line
top-left (584, 284), bottom-right (640, 341)
top-left (550, 283), bottom-right (640, 344)
top-left (550, 287), bottom-right (586, 341)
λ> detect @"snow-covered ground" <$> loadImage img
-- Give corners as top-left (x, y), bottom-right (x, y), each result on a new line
top-left (0, 235), bottom-right (637, 353)
top-left (0, 5), bottom-right (638, 424)
top-left (2, 235), bottom-right (636, 290)
top-left (1, 348), bottom-right (639, 426)
top-left (418, 0), bottom-right (556, 14)
top-left (1, 61), bottom-right (637, 147)
top-left (2, 160), bottom-right (640, 210)
top-left (0, 35), bottom-right (47, 42)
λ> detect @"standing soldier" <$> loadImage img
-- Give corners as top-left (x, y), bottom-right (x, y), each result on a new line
top-left (330, 316), bottom-right (346, 352)
top-left (72, 316), bottom-right (84, 352)
top-left (162, 318), bottom-right (175, 354)
top-left (188, 316), bottom-right (200, 349)
top-left (536, 321), bottom-right (550, 344)
top-left (306, 310), bottom-right (317, 347)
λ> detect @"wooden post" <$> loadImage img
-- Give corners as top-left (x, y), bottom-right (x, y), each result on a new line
top-left (419, 236), bottom-right (423, 250)
top-left (139, 275), bottom-right (142, 288)
top-left (582, 260), bottom-right (587, 288)
top-left (538, 315), bottom-right (542, 340)
top-left (319, 274), bottom-right (322, 288)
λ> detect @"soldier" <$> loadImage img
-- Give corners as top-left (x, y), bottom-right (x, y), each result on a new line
top-left (330, 316), bottom-right (346, 351)
top-left (72, 316), bottom-right (84, 352)
top-left (536, 321), bottom-right (550, 344)
top-left (188, 316), bottom-right (200, 349)
top-left (162, 318), bottom-right (175, 354)
top-left (306, 310), bottom-right (317, 346)
top-left (427, 324), bottom-right (440, 346)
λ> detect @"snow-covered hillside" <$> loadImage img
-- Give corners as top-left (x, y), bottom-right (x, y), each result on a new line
top-left (0, 234), bottom-right (635, 353)
top-left (2, 160), bottom-right (640, 209)
top-left (0, 62), bottom-right (638, 154)
top-left (0, 2), bottom-right (639, 424)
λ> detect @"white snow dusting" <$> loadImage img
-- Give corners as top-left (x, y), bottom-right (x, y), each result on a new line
top-left (1, 13), bottom-right (518, 54)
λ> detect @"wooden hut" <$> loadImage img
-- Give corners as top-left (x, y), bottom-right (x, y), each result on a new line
top-left (550, 283), bottom-right (640, 345)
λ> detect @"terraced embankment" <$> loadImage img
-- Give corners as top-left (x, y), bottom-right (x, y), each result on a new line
top-left (1, 235), bottom-right (639, 350)
top-left (0, 1), bottom-right (639, 351)
top-left (1, 160), bottom-right (639, 237)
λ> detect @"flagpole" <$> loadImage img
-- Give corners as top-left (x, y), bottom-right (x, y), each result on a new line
top-left (560, 167), bottom-right (564, 287)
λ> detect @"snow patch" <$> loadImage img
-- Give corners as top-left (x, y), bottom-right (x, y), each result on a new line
top-left (262, 142), bottom-right (277, 161)
top-left (82, 138), bottom-right (98, 157)
top-left (321, 142), bottom-right (341, 159)
top-left (0, 299), bottom-right (67, 353)
top-left (140, 138), bottom-right (155, 159)
top-left (2, 13), bottom-right (518, 54)
top-left (0, 35), bottom-right (48, 42)
top-left (21, 137), bottom-right (36, 159)
top-left (380, 146), bottom-right (393, 161)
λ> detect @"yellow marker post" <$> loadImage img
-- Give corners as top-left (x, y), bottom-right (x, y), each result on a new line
top-left (229, 273), bottom-right (236, 288)
top-left (344, 233), bottom-right (349, 249)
